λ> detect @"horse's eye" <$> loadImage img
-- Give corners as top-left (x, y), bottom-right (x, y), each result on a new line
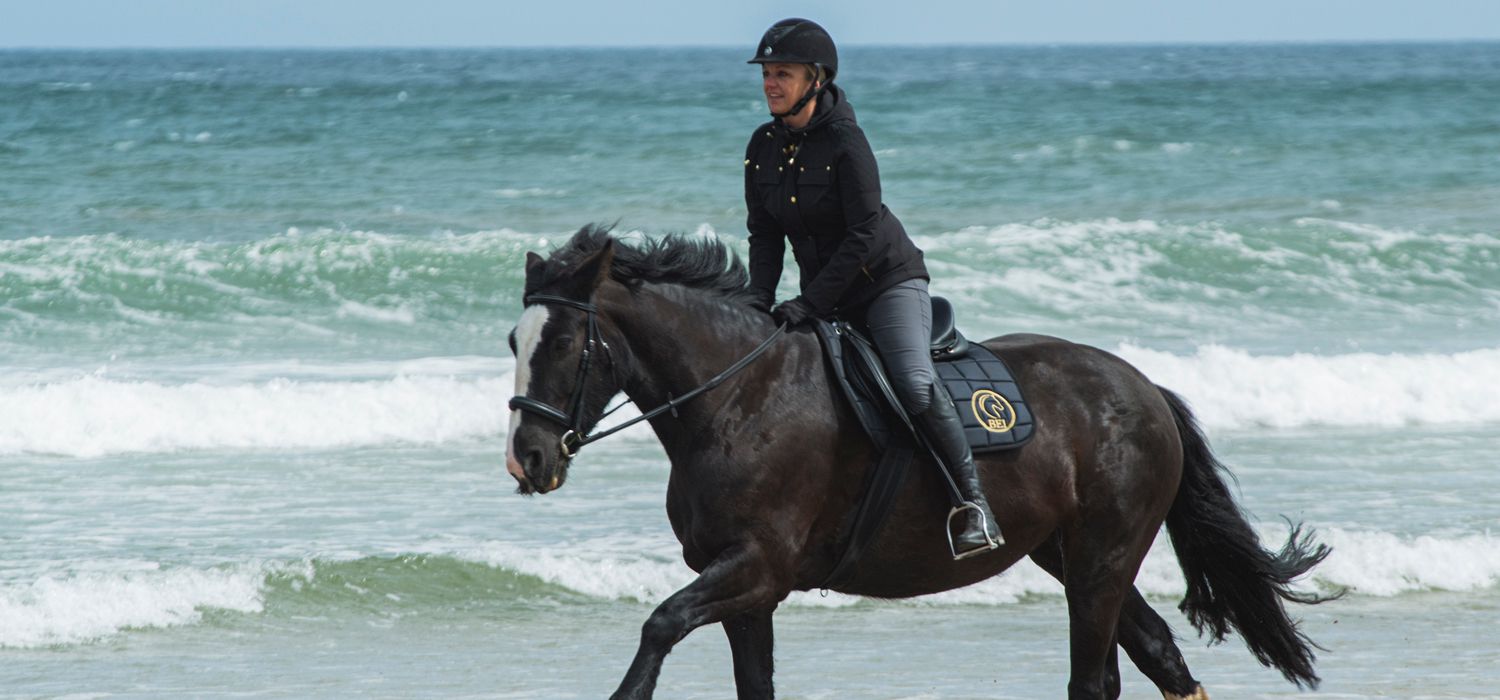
top-left (507, 328), bottom-right (517, 354)
top-left (550, 335), bottom-right (575, 354)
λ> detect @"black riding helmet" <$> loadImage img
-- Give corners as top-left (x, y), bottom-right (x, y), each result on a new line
top-left (747, 18), bottom-right (838, 82)
top-left (748, 18), bottom-right (838, 119)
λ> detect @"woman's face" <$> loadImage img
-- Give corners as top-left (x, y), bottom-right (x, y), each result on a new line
top-left (761, 62), bottom-right (815, 115)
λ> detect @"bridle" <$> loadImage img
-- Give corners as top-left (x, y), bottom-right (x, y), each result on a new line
top-left (506, 293), bottom-right (606, 456)
top-left (507, 292), bottom-right (787, 459)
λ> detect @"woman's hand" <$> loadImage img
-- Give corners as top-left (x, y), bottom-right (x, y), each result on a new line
top-left (771, 297), bottom-right (816, 326)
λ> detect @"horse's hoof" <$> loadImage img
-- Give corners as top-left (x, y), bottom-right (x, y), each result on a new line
top-left (1162, 685), bottom-right (1210, 700)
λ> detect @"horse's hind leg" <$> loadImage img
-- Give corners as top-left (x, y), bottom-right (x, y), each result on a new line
top-left (611, 544), bottom-right (785, 700)
top-left (1029, 540), bottom-right (1205, 699)
top-left (1119, 590), bottom-right (1208, 699)
top-left (722, 608), bottom-right (776, 700)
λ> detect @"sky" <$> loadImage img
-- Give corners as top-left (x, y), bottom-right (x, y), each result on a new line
top-left (2, 0), bottom-right (1499, 47)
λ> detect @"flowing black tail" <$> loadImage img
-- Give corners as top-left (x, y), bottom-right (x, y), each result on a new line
top-left (1158, 386), bottom-right (1338, 689)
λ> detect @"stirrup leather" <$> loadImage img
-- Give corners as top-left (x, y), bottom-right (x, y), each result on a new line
top-left (946, 502), bottom-right (1001, 560)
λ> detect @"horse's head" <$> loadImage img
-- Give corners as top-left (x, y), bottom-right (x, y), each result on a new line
top-left (506, 239), bottom-right (620, 495)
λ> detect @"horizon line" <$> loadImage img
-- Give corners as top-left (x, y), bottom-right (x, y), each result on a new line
top-left (4, 37), bottom-right (1500, 51)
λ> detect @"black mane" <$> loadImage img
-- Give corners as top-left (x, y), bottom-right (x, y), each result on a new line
top-left (531, 224), bottom-right (759, 306)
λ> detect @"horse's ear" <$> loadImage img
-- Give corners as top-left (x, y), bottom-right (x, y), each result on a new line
top-left (524, 252), bottom-right (546, 286)
top-left (571, 239), bottom-right (615, 294)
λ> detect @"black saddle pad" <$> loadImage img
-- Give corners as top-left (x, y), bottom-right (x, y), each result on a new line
top-left (935, 343), bottom-right (1034, 452)
top-left (813, 320), bottom-right (1034, 454)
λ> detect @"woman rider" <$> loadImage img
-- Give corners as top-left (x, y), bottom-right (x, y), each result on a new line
top-left (743, 18), bottom-right (1001, 558)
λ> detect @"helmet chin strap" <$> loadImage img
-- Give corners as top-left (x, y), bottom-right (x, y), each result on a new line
top-left (772, 82), bottom-right (826, 122)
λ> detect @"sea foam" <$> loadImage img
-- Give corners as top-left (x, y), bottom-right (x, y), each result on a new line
top-left (1117, 344), bottom-right (1500, 430)
top-left (0, 564), bottom-right (272, 649)
top-left (0, 373), bottom-right (512, 457)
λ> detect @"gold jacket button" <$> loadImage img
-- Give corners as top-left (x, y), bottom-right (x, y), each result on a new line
top-left (744, 159), bottom-right (750, 165)
top-left (790, 196), bottom-right (797, 203)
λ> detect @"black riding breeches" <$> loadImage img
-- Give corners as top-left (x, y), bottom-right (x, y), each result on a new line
top-left (863, 278), bottom-right (938, 415)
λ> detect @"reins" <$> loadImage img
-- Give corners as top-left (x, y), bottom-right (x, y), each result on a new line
top-left (508, 292), bottom-right (787, 458)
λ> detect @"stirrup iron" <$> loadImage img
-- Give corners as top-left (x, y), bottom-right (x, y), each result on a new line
top-left (946, 502), bottom-right (1001, 560)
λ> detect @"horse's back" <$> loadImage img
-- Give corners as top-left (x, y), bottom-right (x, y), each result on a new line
top-left (983, 333), bottom-right (1169, 409)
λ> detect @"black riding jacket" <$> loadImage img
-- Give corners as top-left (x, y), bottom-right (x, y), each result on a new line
top-left (744, 84), bottom-right (928, 317)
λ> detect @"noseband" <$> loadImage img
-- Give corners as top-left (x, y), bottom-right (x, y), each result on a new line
top-left (508, 292), bottom-right (786, 459)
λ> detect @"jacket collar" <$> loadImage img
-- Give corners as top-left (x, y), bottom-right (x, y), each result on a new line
top-left (779, 83), bottom-right (855, 136)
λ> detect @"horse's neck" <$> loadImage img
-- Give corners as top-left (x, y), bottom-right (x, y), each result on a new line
top-left (602, 283), bottom-right (780, 440)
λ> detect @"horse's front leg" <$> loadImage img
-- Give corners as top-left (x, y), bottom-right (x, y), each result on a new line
top-left (611, 544), bottom-right (785, 700)
top-left (723, 607), bottom-right (776, 699)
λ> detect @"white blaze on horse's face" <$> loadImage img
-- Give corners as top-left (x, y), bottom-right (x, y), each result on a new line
top-left (507, 305), bottom-right (551, 481)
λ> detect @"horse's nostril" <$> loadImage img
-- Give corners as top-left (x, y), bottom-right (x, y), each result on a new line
top-left (521, 448), bottom-right (544, 485)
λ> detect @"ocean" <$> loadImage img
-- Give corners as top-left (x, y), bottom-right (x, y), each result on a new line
top-left (2, 44), bottom-right (1498, 698)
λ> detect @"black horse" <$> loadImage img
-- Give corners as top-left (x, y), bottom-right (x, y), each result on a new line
top-left (505, 226), bottom-right (1333, 700)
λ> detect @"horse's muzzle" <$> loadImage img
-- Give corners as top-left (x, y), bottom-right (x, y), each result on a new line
top-left (507, 437), bottom-right (567, 495)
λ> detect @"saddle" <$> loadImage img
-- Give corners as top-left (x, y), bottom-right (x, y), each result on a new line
top-left (812, 297), bottom-right (1034, 454)
top-left (813, 297), bottom-right (1033, 587)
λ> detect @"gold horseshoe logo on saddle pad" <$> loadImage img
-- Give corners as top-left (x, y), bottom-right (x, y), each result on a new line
top-left (970, 389), bottom-right (1017, 434)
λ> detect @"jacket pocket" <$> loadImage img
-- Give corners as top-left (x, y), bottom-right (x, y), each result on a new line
top-left (751, 162), bottom-right (784, 212)
top-left (794, 165), bottom-right (833, 206)
top-left (753, 162), bottom-right (783, 185)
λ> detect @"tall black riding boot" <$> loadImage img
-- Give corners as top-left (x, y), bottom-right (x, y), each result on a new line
top-left (917, 383), bottom-right (1003, 559)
